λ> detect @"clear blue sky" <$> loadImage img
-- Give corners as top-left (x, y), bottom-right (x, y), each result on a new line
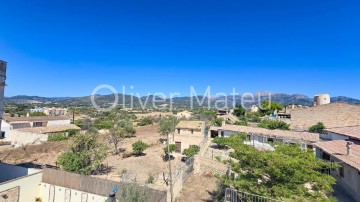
top-left (0, 0), bottom-right (359, 98)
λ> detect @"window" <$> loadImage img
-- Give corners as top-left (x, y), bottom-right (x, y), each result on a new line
top-left (177, 129), bottom-right (180, 134)
top-left (191, 130), bottom-right (194, 134)
top-left (33, 122), bottom-right (43, 127)
top-left (339, 166), bottom-right (344, 178)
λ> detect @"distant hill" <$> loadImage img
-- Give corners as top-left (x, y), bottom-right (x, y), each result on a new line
top-left (4, 94), bottom-right (360, 108)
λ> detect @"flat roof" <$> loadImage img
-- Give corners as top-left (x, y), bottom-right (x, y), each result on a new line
top-left (176, 121), bottom-right (204, 130)
top-left (16, 124), bottom-right (80, 134)
top-left (325, 126), bottom-right (360, 140)
top-left (316, 140), bottom-right (360, 171)
top-left (211, 125), bottom-right (319, 143)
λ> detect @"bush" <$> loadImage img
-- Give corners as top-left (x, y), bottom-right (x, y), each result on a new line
top-left (182, 145), bottom-right (200, 157)
top-left (66, 129), bottom-right (78, 136)
top-left (309, 122), bottom-right (325, 133)
top-left (132, 141), bottom-right (149, 156)
top-left (146, 174), bottom-right (155, 184)
top-left (258, 119), bottom-right (290, 130)
top-left (122, 151), bottom-right (133, 158)
top-left (48, 133), bottom-right (68, 141)
top-left (30, 112), bottom-right (46, 116)
top-left (137, 117), bottom-right (153, 126)
top-left (163, 144), bottom-right (177, 154)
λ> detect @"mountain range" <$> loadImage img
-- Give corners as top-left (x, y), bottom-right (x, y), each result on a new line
top-left (4, 93), bottom-right (360, 108)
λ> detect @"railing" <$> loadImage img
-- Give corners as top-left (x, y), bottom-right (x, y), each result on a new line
top-left (225, 188), bottom-right (281, 202)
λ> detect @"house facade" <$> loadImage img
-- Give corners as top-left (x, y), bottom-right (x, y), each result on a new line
top-left (315, 140), bottom-right (360, 202)
top-left (172, 121), bottom-right (206, 153)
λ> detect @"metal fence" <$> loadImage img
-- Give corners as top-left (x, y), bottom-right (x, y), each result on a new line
top-left (225, 188), bottom-right (280, 202)
top-left (181, 157), bottom-right (194, 182)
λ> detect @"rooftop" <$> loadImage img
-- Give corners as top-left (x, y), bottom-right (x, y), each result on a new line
top-left (325, 125), bottom-right (360, 140)
top-left (16, 124), bottom-right (80, 134)
top-left (176, 121), bottom-right (204, 130)
top-left (316, 140), bottom-right (360, 171)
top-left (211, 125), bottom-right (319, 143)
top-left (4, 116), bottom-right (70, 123)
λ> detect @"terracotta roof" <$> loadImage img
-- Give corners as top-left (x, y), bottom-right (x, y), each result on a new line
top-left (176, 121), bottom-right (204, 130)
top-left (211, 125), bottom-right (319, 143)
top-left (325, 126), bottom-right (360, 140)
top-left (316, 140), bottom-right (360, 171)
top-left (16, 124), bottom-right (80, 134)
top-left (4, 116), bottom-right (70, 123)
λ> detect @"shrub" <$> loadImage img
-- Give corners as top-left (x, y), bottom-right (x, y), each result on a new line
top-left (137, 117), bottom-right (153, 126)
top-left (66, 129), bottom-right (78, 136)
top-left (309, 122), bottom-right (326, 133)
top-left (132, 141), bottom-right (149, 156)
top-left (258, 119), bottom-right (290, 130)
top-left (122, 151), bottom-right (133, 158)
top-left (182, 145), bottom-right (200, 157)
top-left (48, 133), bottom-right (68, 141)
top-left (234, 120), bottom-right (248, 126)
top-left (146, 174), bottom-right (155, 184)
top-left (163, 144), bottom-right (177, 154)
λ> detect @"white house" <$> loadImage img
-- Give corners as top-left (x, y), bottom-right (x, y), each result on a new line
top-left (321, 126), bottom-right (360, 141)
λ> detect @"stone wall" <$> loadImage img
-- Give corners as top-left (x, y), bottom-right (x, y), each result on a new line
top-left (0, 187), bottom-right (19, 202)
top-left (290, 102), bottom-right (360, 130)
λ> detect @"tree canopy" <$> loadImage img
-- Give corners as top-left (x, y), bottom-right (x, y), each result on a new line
top-left (214, 134), bottom-right (337, 201)
top-left (260, 100), bottom-right (284, 115)
top-left (309, 122), bottom-right (326, 133)
top-left (57, 133), bottom-right (108, 175)
top-left (258, 119), bottom-right (290, 130)
top-left (233, 104), bottom-right (246, 118)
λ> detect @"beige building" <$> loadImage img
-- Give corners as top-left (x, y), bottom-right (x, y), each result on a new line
top-left (172, 121), bottom-right (206, 153)
top-left (176, 110), bottom-right (193, 119)
top-left (315, 140), bottom-right (360, 201)
top-left (290, 102), bottom-right (360, 130)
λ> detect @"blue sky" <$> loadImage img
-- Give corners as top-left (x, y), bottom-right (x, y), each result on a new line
top-left (0, 0), bottom-right (359, 98)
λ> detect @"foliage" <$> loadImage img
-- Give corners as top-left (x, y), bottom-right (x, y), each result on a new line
top-left (258, 119), bottom-right (290, 130)
top-left (48, 133), bottom-right (68, 141)
top-left (137, 116), bottom-right (153, 126)
top-left (233, 104), bottom-right (246, 118)
top-left (75, 118), bottom-right (93, 130)
top-left (217, 134), bottom-right (337, 201)
top-left (182, 145), bottom-right (200, 157)
top-left (259, 100), bottom-right (284, 115)
top-left (158, 116), bottom-right (179, 137)
top-left (212, 118), bottom-right (224, 127)
top-left (57, 133), bottom-right (108, 175)
top-left (110, 123), bottom-right (136, 155)
top-left (234, 120), bottom-right (248, 126)
top-left (163, 144), bottom-right (177, 154)
top-left (117, 184), bottom-right (148, 202)
top-left (309, 122), bottom-right (326, 133)
top-left (30, 112), bottom-right (47, 116)
top-left (132, 140), bottom-right (149, 156)
top-left (66, 129), bottom-right (78, 136)
top-left (246, 112), bottom-right (262, 123)
top-left (213, 181), bottom-right (227, 202)
top-left (146, 174), bottom-right (155, 184)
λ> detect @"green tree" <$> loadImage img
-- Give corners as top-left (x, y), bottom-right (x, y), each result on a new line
top-left (182, 145), bottom-right (200, 157)
top-left (216, 134), bottom-right (337, 201)
top-left (30, 112), bottom-right (47, 116)
top-left (57, 133), bottom-right (108, 175)
top-left (212, 118), bottom-right (224, 127)
top-left (309, 122), bottom-right (326, 133)
top-left (48, 133), bottom-right (68, 141)
top-left (132, 140), bottom-right (149, 156)
top-left (233, 104), bottom-right (246, 118)
top-left (258, 119), bottom-right (290, 130)
top-left (234, 120), bottom-right (248, 126)
top-left (110, 124), bottom-right (136, 155)
top-left (259, 100), bottom-right (284, 115)
top-left (137, 116), bottom-right (153, 126)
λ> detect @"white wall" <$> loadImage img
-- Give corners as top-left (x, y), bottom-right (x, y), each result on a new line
top-left (47, 119), bottom-right (71, 126)
top-left (0, 171), bottom-right (42, 202)
top-left (1, 120), bottom-right (10, 135)
top-left (41, 183), bottom-right (109, 202)
top-left (6, 130), bottom-right (48, 148)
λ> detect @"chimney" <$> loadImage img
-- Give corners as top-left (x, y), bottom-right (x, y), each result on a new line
top-left (26, 112), bottom-right (30, 117)
top-left (347, 142), bottom-right (353, 156)
top-left (222, 120), bottom-right (226, 127)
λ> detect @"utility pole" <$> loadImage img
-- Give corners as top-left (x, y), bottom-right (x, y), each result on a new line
top-left (167, 132), bottom-right (174, 202)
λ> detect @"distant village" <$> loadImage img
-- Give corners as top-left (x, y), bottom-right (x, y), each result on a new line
top-left (1, 60), bottom-right (360, 202)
